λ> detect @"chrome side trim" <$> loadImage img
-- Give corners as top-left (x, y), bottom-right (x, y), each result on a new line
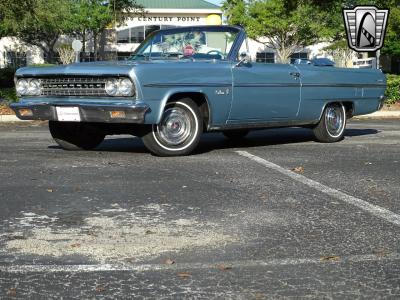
top-left (302, 83), bottom-right (386, 88)
top-left (144, 83), bottom-right (385, 89)
top-left (234, 83), bottom-right (300, 88)
top-left (143, 83), bottom-right (232, 88)
top-left (208, 119), bottom-right (317, 131)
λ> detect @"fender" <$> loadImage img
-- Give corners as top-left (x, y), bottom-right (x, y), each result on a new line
top-left (155, 88), bottom-right (212, 125)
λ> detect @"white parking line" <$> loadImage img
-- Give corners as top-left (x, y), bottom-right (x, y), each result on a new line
top-left (236, 150), bottom-right (400, 227)
top-left (1, 253), bottom-right (399, 273)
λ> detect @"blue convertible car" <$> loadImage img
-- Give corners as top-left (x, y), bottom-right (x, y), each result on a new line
top-left (11, 26), bottom-right (386, 156)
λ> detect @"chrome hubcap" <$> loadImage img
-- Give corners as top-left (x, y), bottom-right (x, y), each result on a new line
top-left (325, 106), bottom-right (344, 137)
top-left (157, 107), bottom-right (193, 146)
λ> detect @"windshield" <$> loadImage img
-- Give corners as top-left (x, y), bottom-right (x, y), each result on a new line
top-left (129, 27), bottom-right (240, 61)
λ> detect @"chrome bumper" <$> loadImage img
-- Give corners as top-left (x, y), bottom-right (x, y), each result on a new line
top-left (10, 101), bottom-right (149, 123)
top-left (378, 95), bottom-right (386, 111)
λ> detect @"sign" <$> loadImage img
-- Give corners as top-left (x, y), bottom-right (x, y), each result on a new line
top-left (343, 6), bottom-right (389, 52)
top-left (72, 40), bottom-right (83, 52)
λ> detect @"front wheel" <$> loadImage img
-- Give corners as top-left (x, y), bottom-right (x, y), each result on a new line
top-left (49, 121), bottom-right (105, 150)
top-left (313, 103), bottom-right (347, 143)
top-left (142, 98), bottom-right (203, 156)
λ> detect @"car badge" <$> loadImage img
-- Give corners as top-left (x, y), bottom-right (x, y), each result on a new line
top-left (343, 6), bottom-right (389, 52)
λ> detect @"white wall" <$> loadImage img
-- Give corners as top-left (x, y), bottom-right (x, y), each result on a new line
top-left (0, 37), bottom-right (43, 68)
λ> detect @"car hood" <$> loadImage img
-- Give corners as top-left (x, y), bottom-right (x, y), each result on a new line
top-left (15, 59), bottom-right (227, 77)
top-left (15, 61), bottom-right (138, 77)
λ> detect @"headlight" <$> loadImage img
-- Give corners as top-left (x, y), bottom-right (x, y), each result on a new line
top-left (16, 78), bottom-right (42, 96)
top-left (119, 78), bottom-right (134, 96)
top-left (27, 79), bottom-right (41, 95)
top-left (105, 78), bottom-right (134, 97)
top-left (16, 79), bottom-right (29, 96)
top-left (105, 79), bottom-right (118, 96)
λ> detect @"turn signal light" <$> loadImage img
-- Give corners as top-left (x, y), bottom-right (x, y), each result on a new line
top-left (110, 111), bottom-right (126, 119)
top-left (19, 108), bottom-right (33, 117)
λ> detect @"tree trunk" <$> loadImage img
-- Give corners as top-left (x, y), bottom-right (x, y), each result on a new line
top-left (93, 32), bottom-right (98, 61)
top-left (48, 38), bottom-right (58, 64)
top-left (275, 48), bottom-right (292, 64)
top-left (99, 29), bottom-right (106, 61)
top-left (82, 29), bottom-right (86, 53)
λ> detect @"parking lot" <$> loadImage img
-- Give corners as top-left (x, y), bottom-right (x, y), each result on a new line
top-left (0, 119), bottom-right (399, 299)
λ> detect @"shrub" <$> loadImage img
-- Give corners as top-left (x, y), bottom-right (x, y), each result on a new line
top-left (0, 88), bottom-right (18, 103)
top-left (0, 68), bottom-right (16, 88)
top-left (385, 74), bottom-right (400, 104)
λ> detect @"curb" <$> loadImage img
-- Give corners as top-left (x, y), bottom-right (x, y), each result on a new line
top-left (354, 111), bottom-right (400, 119)
top-left (0, 115), bottom-right (23, 122)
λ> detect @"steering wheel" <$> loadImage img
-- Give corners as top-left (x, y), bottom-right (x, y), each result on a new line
top-left (206, 50), bottom-right (224, 59)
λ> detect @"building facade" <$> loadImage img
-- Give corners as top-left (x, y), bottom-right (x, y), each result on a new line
top-left (0, 0), bottom-right (380, 70)
top-left (0, 0), bottom-right (223, 67)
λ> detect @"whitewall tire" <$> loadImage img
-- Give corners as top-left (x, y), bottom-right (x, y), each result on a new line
top-left (313, 103), bottom-right (347, 143)
top-left (142, 98), bottom-right (203, 156)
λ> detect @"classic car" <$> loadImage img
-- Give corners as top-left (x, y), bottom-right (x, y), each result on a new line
top-left (11, 25), bottom-right (386, 156)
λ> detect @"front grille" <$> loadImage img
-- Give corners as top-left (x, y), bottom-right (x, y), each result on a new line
top-left (40, 77), bottom-right (108, 97)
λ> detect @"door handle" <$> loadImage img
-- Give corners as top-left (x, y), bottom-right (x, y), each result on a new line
top-left (290, 72), bottom-right (301, 78)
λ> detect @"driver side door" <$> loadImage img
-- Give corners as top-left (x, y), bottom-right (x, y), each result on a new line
top-left (228, 62), bottom-right (302, 123)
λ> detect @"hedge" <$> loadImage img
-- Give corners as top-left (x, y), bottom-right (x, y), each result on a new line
top-left (0, 68), bottom-right (16, 88)
top-left (0, 88), bottom-right (18, 103)
top-left (385, 74), bottom-right (400, 104)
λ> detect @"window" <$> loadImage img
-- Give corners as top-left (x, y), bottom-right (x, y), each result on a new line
top-left (132, 27), bottom-right (240, 61)
top-left (145, 25), bottom-right (160, 38)
top-left (256, 52), bottom-right (275, 63)
top-left (290, 52), bottom-right (308, 64)
top-left (117, 29), bottom-right (129, 43)
top-left (117, 25), bottom-right (173, 44)
top-left (117, 52), bottom-right (132, 61)
top-left (4, 51), bottom-right (27, 68)
top-left (130, 27), bottom-right (145, 43)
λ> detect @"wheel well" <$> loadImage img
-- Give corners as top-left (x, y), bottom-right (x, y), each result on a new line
top-left (166, 92), bottom-right (211, 130)
top-left (322, 101), bottom-right (354, 120)
top-left (342, 101), bottom-right (354, 118)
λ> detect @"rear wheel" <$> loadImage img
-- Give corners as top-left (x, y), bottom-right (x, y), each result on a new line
top-left (49, 121), bottom-right (105, 150)
top-left (313, 103), bottom-right (346, 143)
top-left (142, 98), bottom-right (203, 156)
top-left (222, 130), bottom-right (249, 140)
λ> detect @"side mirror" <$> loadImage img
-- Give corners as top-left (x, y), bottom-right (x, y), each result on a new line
top-left (235, 51), bottom-right (251, 67)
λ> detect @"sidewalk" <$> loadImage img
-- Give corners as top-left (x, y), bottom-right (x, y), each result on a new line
top-left (354, 110), bottom-right (400, 119)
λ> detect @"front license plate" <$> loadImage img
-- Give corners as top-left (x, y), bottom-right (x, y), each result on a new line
top-left (56, 107), bottom-right (81, 122)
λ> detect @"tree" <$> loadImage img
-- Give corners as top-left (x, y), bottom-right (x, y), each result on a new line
top-left (222, 0), bottom-right (335, 63)
top-left (308, 0), bottom-right (400, 57)
top-left (0, 0), bottom-right (34, 39)
top-left (381, 6), bottom-right (400, 57)
top-left (0, 0), bottom-right (75, 63)
top-left (70, 0), bottom-right (144, 61)
top-left (223, 0), bottom-right (400, 64)
top-left (0, 0), bottom-right (144, 63)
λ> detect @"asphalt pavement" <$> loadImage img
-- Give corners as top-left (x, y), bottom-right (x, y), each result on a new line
top-left (0, 120), bottom-right (399, 299)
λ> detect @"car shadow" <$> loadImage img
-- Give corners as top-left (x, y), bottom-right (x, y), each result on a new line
top-left (48, 137), bottom-right (148, 154)
top-left (193, 127), bottom-right (379, 154)
top-left (48, 127), bottom-right (379, 155)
